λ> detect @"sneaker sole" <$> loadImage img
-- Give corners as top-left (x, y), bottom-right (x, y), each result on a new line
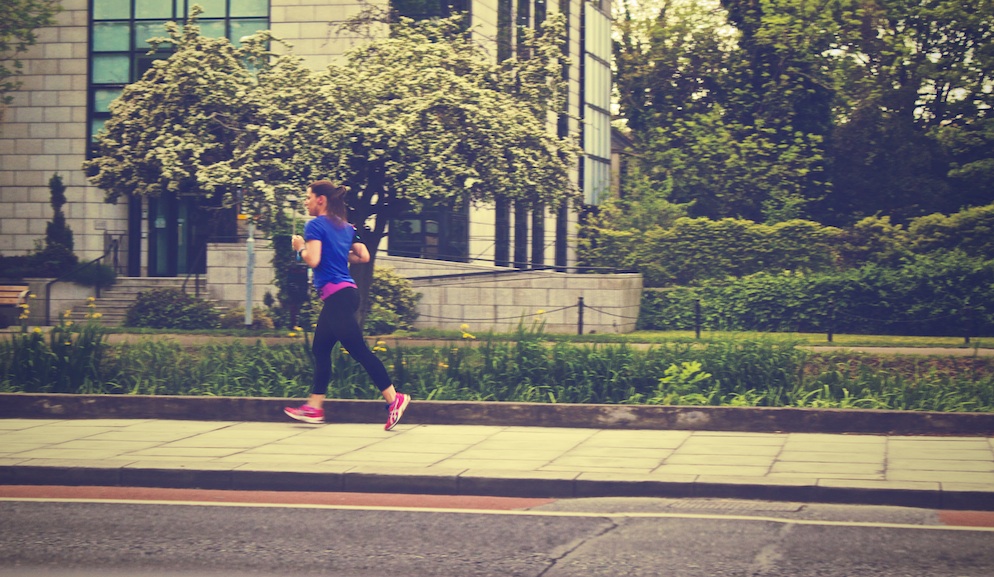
top-left (284, 408), bottom-right (324, 424)
top-left (385, 394), bottom-right (410, 431)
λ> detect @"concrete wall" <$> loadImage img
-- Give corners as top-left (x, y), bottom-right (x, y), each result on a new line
top-left (203, 252), bottom-right (642, 334)
top-left (345, 254), bottom-right (642, 334)
top-left (205, 241), bottom-right (277, 307)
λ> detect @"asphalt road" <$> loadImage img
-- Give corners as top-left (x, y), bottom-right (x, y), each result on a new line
top-left (3, 490), bottom-right (994, 577)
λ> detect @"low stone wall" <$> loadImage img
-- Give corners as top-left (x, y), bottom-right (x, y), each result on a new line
top-left (379, 255), bottom-right (643, 334)
top-left (205, 241), bottom-right (277, 308)
top-left (21, 278), bottom-right (94, 325)
top-left (204, 250), bottom-right (643, 334)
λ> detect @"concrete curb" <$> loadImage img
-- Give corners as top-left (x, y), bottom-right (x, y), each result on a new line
top-left (2, 393), bottom-right (994, 436)
top-left (3, 463), bottom-right (993, 511)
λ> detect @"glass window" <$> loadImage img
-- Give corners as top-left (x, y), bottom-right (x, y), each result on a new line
top-left (133, 21), bottom-right (168, 49)
top-left (199, 20), bottom-right (227, 39)
top-left (94, 88), bottom-right (122, 113)
top-left (230, 19), bottom-right (269, 44)
top-left (192, 0), bottom-right (227, 18)
top-left (92, 54), bottom-right (131, 83)
top-left (93, 22), bottom-right (130, 51)
top-left (93, 0), bottom-right (131, 20)
top-left (90, 0), bottom-right (270, 145)
top-left (136, 0), bottom-right (173, 19)
top-left (91, 118), bottom-right (108, 138)
top-left (230, 0), bottom-right (268, 17)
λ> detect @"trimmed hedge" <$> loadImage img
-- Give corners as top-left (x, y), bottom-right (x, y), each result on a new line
top-left (639, 250), bottom-right (994, 337)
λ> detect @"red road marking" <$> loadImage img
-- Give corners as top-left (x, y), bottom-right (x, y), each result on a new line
top-left (0, 485), bottom-right (556, 511)
top-left (938, 510), bottom-right (994, 528)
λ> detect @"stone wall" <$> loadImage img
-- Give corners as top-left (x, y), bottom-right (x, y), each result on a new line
top-left (209, 253), bottom-right (643, 334)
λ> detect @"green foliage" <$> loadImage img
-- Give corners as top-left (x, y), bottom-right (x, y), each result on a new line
top-left (124, 288), bottom-right (221, 330)
top-left (66, 263), bottom-right (117, 289)
top-left (365, 266), bottom-right (421, 334)
top-left (907, 204), bottom-right (994, 260)
top-left (587, 216), bottom-right (841, 287)
top-left (45, 173), bottom-right (73, 252)
top-left (0, 313), bottom-right (107, 393)
top-left (638, 251), bottom-right (994, 337)
top-left (219, 307), bottom-right (275, 330)
top-left (614, 0), bottom-right (994, 227)
top-left (835, 216), bottom-right (910, 268)
top-left (6, 332), bottom-right (994, 413)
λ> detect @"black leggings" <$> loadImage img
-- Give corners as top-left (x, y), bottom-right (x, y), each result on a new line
top-left (311, 287), bottom-right (392, 395)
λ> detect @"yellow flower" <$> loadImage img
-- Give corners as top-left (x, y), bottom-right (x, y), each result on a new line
top-left (438, 362), bottom-right (449, 369)
top-left (29, 293), bottom-right (36, 299)
top-left (536, 309), bottom-right (546, 315)
top-left (287, 332), bottom-right (297, 337)
top-left (460, 323), bottom-right (469, 331)
top-left (87, 297), bottom-right (96, 303)
top-left (65, 321), bottom-right (73, 327)
top-left (63, 310), bottom-right (72, 318)
top-left (293, 326), bottom-right (303, 332)
top-left (32, 327), bottom-right (42, 334)
top-left (461, 331), bottom-right (476, 340)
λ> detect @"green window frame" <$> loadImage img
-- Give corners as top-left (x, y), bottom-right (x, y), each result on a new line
top-left (88, 0), bottom-right (269, 145)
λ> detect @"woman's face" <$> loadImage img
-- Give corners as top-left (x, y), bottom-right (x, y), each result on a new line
top-left (304, 188), bottom-right (322, 217)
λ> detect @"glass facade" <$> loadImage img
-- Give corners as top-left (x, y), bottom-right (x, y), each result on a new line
top-left (89, 0), bottom-right (269, 142)
top-left (583, 4), bottom-right (611, 205)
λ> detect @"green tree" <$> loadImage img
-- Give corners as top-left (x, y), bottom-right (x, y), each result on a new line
top-left (84, 11), bottom-right (579, 315)
top-left (821, 0), bottom-right (994, 223)
top-left (614, 0), bottom-right (830, 223)
top-left (0, 0), bottom-right (61, 125)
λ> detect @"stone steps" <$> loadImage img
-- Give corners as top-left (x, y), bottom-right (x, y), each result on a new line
top-left (65, 277), bottom-right (212, 327)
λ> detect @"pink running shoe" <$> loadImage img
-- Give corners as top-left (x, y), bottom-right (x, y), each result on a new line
top-left (284, 404), bottom-right (325, 424)
top-left (384, 393), bottom-right (410, 431)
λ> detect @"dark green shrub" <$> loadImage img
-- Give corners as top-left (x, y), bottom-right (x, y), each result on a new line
top-left (638, 251), bottom-right (994, 337)
top-left (29, 243), bottom-right (79, 278)
top-left (67, 263), bottom-right (117, 289)
top-left (124, 288), bottom-right (221, 329)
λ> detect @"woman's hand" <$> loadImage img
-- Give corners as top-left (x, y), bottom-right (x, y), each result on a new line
top-left (291, 235), bottom-right (305, 252)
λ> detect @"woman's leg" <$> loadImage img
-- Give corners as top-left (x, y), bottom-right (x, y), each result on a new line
top-left (325, 288), bottom-right (395, 400)
top-left (306, 296), bottom-right (341, 407)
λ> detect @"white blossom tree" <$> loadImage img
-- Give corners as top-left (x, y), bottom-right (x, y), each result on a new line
top-left (85, 11), bottom-right (580, 310)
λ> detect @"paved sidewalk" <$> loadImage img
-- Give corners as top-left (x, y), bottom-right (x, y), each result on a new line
top-left (1, 417), bottom-right (993, 510)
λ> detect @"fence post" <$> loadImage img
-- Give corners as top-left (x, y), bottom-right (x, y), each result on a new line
top-left (577, 296), bottom-right (584, 335)
top-left (964, 306), bottom-right (973, 345)
top-left (694, 299), bottom-right (701, 339)
top-left (827, 299), bottom-right (835, 343)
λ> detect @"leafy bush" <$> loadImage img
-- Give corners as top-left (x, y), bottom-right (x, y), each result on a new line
top-left (124, 288), bottom-right (221, 330)
top-left (365, 266), bottom-right (420, 333)
top-left (219, 306), bottom-right (275, 330)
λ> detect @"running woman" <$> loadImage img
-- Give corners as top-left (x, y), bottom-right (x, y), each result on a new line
top-left (284, 180), bottom-right (410, 430)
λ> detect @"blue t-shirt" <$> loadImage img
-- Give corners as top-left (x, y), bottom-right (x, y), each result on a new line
top-left (304, 216), bottom-right (358, 289)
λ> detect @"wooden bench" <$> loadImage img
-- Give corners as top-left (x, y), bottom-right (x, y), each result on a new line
top-left (0, 284), bottom-right (30, 328)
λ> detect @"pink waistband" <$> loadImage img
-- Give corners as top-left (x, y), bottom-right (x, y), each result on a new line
top-left (320, 281), bottom-right (357, 301)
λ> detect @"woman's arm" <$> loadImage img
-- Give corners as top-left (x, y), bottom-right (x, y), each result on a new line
top-left (291, 235), bottom-right (322, 268)
top-left (349, 242), bottom-right (370, 264)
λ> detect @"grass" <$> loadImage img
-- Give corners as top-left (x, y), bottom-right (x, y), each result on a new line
top-left (395, 328), bottom-right (991, 349)
top-left (4, 320), bottom-right (994, 412)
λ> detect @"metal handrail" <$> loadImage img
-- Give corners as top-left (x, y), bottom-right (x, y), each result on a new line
top-left (44, 238), bottom-right (119, 325)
